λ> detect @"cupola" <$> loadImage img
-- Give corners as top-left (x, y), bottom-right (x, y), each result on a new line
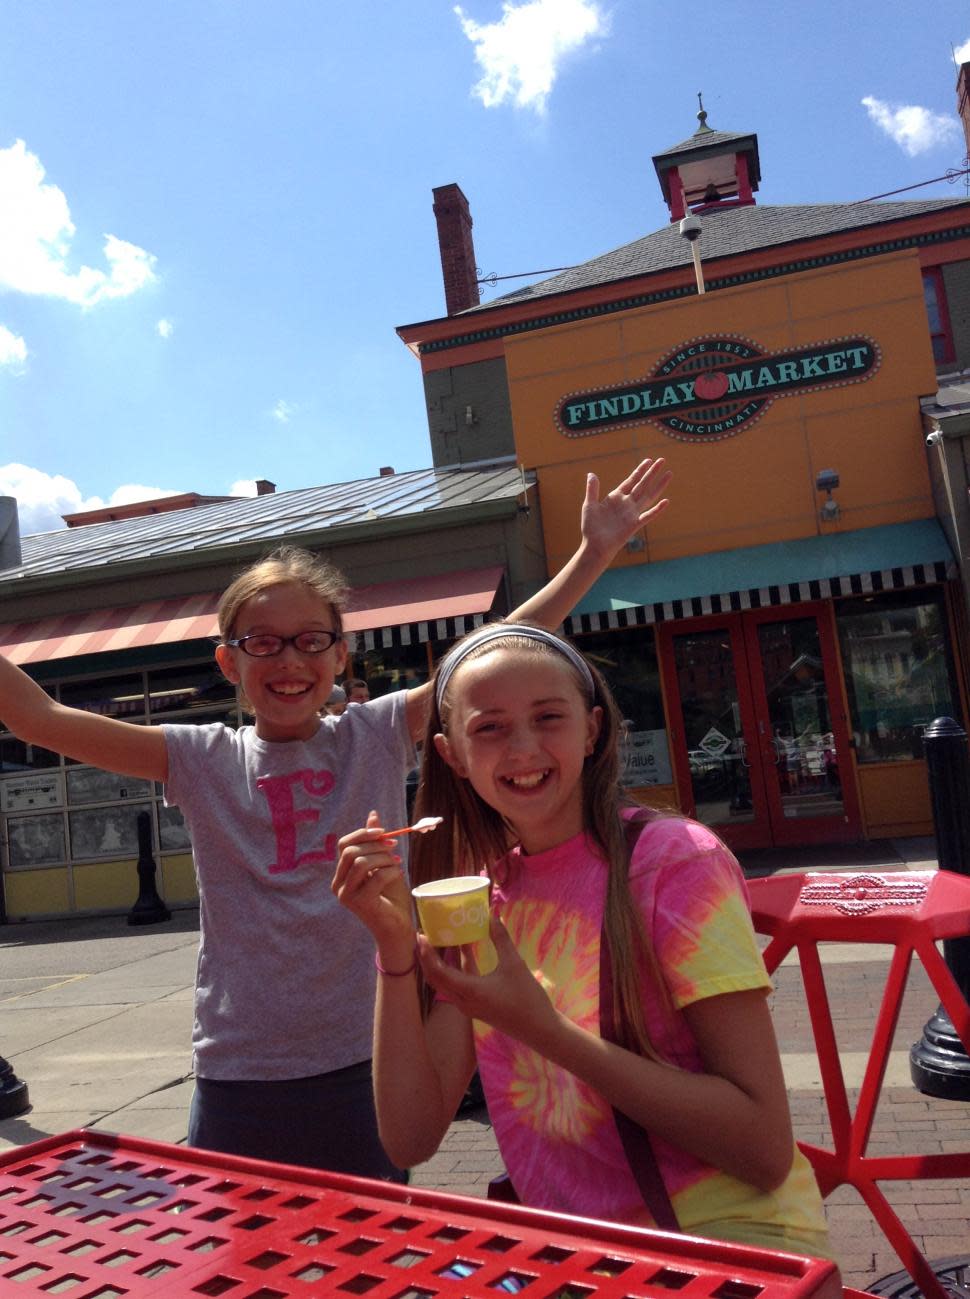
top-left (652, 95), bottom-right (761, 223)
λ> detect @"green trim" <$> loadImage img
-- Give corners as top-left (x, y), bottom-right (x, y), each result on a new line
top-left (570, 519), bottom-right (954, 616)
top-left (420, 223), bottom-right (970, 356)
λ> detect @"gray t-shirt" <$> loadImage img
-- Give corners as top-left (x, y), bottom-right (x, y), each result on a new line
top-left (163, 690), bottom-right (415, 1081)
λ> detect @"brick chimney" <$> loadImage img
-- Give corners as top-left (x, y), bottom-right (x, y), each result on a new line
top-left (959, 61), bottom-right (970, 157)
top-left (432, 184), bottom-right (481, 316)
top-left (255, 479), bottom-right (276, 495)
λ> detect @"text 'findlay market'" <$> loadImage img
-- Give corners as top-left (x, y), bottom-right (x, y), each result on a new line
top-left (556, 336), bottom-right (880, 439)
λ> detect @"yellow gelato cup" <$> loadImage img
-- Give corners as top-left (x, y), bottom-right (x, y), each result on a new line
top-left (412, 876), bottom-right (497, 974)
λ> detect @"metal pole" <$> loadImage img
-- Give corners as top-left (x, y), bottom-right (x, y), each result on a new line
top-left (0, 1054), bottom-right (29, 1119)
top-left (910, 716), bottom-right (970, 1099)
top-left (127, 811), bottom-right (171, 927)
top-left (690, 242), bottom-right (706, 295)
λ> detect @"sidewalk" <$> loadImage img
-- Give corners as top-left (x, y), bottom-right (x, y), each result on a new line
top-left (1, 837), bottom-right (967, 1293)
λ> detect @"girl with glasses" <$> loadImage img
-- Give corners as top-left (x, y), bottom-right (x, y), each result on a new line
top-left (0, 459), bottom-right (670, 1178)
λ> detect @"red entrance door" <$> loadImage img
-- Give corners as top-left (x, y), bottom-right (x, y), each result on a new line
top-left (657, 604), bottom-right (861, 850)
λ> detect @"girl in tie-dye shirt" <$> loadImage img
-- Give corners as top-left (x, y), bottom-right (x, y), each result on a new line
top-left (334, 624), bottom-right (830, 1259)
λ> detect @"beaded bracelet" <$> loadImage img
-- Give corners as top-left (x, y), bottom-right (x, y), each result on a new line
top-left (375, 949), bottom-right (417, 978)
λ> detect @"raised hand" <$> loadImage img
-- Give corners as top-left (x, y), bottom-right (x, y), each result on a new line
top-left (581, 457), bottom-right (672, 562)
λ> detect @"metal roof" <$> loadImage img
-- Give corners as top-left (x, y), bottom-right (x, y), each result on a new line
top-left (467, 197), bottom-right (970, 312)
top-left (5, 465), bottom-right (534, 587)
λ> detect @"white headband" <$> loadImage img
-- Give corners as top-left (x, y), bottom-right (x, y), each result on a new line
top-left (435, 624), bottom-right (596, 710)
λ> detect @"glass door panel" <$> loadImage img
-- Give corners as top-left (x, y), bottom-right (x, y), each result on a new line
top-left (670, 627), bottom-right (759, 830)
top-left (754, 617), bottom-right (844, 822)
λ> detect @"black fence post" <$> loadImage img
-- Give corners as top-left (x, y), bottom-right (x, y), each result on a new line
top-left (127, 811), bottom-right (171, 927)
top-left (0, 1054), bottom-right (29, 1119)
top-left (909, 716), bottom-right (970, 1100)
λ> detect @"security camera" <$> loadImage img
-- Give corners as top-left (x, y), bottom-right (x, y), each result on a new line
top-left (925, 429), bottom-right (943, 447)
top-left (679, 214), bottom-right (702, 242)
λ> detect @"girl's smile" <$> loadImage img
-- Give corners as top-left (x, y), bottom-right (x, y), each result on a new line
top-left (215, 581), bottom-right (347, 741)
top-left (435, 649), bottom-right (601, 854)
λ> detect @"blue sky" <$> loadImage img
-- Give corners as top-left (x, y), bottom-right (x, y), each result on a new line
top-left (1, 0), bottom-right (969, 535)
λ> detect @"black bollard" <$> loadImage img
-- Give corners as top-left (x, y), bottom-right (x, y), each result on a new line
top-left (127, 811), bottom-right (171, 927)
top-left (0, 1053), bottom-right (29, 1119)
top-left (909, 716), bottom-right (970, 1100)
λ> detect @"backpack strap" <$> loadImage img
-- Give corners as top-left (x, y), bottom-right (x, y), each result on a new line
top-left (598, 807), bottom-right (680, 1233)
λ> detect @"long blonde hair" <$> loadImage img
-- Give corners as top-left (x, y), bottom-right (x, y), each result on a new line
top-left (411, 623), bottom-right (668, 1060)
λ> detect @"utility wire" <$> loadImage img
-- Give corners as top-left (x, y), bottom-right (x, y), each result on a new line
top-left (478, 165), bottom-right (970, 286)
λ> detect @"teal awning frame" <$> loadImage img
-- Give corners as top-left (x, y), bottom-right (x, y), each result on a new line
top-left (565, 519), bottom-right (955, 633)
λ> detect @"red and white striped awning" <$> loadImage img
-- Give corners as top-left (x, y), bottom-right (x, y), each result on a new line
top-left (0, 567), bottom-right (507, 667)
top-left (0, 593), bottom-right (223, 666)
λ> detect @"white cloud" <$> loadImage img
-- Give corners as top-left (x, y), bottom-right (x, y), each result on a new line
top-left (861, 95), bottom-right (958, 156)
top-left (956, 39), bottom-right (970, 65)
top-left (156, 317), bottom-right (174, 339)
top-left (0, 139), bottom-right (157, 307)
top-left (271, 398), bottom-right (296, 423)
top-left (0, 324), bottom-right (27, 373)
top-left (228, 479), bottom-right (260, 496)
top-left (106, 483), bottom-right (180, 507)
top-left (0, 463), bottom-right (178, 535)
top-left (454, 0), bottom-right (607, 113)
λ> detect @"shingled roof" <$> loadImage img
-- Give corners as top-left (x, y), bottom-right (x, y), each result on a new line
top-left (468, 196), bottom-right (970, 311)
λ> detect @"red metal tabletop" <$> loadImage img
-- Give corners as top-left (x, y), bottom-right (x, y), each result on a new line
top-left (0, 1129), bottom-right (842, 1298)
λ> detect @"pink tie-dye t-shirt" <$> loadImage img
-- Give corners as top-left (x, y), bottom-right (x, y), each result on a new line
top-left (476, 812), bottom-right (826, 1248)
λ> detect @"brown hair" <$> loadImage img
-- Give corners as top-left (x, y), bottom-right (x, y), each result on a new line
top-left (410, 623), bottom-right (669, 1061)
top-left (217, 546), bottom-right (348, 641)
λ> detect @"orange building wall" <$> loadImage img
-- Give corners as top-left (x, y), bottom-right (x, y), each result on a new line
top-left (503, 251), bottom-right (938, 574)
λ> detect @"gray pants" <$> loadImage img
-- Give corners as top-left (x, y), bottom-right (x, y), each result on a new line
top-left (188, 1058), bottom-right (407, 1183)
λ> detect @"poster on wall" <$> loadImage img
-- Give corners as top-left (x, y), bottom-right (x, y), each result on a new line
top-left (1, 771), bottom-right (65, 813)
top-left (620, 729), bottom-right (673, 788)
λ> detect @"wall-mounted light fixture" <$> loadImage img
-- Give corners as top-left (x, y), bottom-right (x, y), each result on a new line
top-left (465, 404), bottom-right (476, 426)
top-left (816, 468), bottom-right (840, 522)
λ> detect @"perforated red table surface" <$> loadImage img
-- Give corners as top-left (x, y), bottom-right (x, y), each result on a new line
top-left (0, 1129), bottom-right (842, 1298)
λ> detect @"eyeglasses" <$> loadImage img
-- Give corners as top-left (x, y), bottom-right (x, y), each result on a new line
top-left (225, 630), bottom-right (342, 657)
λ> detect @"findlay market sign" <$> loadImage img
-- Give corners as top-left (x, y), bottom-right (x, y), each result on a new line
top-left (555, 335), bottom-right (881, 443)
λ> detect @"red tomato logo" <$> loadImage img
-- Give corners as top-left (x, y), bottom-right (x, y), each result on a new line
top-left (694, 370), bottom-right (729, 400)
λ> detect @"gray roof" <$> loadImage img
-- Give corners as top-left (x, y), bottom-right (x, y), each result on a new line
top-left (471, 197), bottom-right (970, 312)
top-left (921, 373), bottom-right (970, 423)
top-left (653, 127), bottom-right (756, 160)
top-left (6, 464), bottom-right (533, 586)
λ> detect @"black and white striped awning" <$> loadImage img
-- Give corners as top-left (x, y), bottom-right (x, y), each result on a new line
top-left (564, 521), bottom-right (955, 637)
top-left (353, 613), bottom-right (488, 652)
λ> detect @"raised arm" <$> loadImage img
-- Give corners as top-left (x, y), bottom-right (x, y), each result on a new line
top-left (0, 652), bottom-right (169, 783)
top-left (404, 457), bottom-right (671, 739)
top-left (510, 456), bottom-right (671, 630)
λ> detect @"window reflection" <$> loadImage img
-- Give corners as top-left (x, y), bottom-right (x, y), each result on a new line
top-left (574, 627), bottom-right (672, 789)
top-left (837, 591), bottom-right (959, 763)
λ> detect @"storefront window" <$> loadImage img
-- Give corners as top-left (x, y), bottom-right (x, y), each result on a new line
top-left (147, 662), bottom-right (234, 713)
top-left (68, 801), bottom-right (153, 860)
top-left (573, 627), bottom-right (672, 788)
top-left (0, 655), bottom-right (238, 876)
top-left (59, 673), bottom-right (145, 718)
top-left (348, 641), bottom-right (430, 697)
top-left (7, 812), bottom-right (66, 867)
top-left (836, 590), bottom-right (960, 763)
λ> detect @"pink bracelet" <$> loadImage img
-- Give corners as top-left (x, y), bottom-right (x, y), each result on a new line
top-left (375, 949), bottom-right (417, 978)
